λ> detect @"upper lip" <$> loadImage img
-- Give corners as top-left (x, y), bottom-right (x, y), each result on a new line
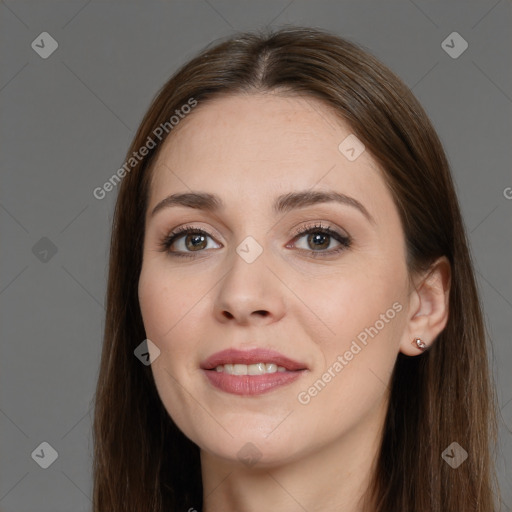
top-left (201, 348), bottom-right (307, 371)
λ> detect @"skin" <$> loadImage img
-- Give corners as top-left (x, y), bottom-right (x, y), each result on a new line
top-left (138, 92), bottom-right (451, 512)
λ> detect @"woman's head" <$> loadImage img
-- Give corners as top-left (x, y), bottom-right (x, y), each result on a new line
top-left (93, 26), bottom-right (498, 512)
top-left (138, 89), bottom-right (449, 462)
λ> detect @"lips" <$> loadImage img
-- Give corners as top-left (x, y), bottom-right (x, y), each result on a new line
top-left (200, 348), bottom-right (307, 372)
top-left (200, 348), bottom-right (308, 396)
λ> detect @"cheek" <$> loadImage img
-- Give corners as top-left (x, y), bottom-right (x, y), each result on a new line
top-left (138, 268), bottom-right (172, 340)
top-left (138, 261), bottom-right (205, 340)
top-left (138, 263), bottom-right (208, 438)
top-left (292, 261), bottom-right (407, 405)
top-left (138, 260), bottom-right (215, 386)
top-left (291, 262), bottom-right (405, 348)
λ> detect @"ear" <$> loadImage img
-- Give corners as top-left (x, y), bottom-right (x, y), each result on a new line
top-left (399, 256), bottom-right (451, 356)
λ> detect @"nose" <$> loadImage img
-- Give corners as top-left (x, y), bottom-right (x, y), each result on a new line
top-left (213, 247), bottom-right (286, 326)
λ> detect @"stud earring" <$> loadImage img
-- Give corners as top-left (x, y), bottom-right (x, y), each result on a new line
top-left (412, 338), bottom-right (427, 351)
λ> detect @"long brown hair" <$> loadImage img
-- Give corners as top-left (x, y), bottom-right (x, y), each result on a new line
top-left (92, 26), bottom-right (500, 511)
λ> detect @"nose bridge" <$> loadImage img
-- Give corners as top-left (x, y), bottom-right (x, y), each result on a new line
top-left (223, 238), bottom-right (268, 299)
top-left (213, 235), bottom-right (285, 323)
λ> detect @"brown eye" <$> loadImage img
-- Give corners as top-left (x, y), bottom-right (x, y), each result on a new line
top-left (306, 232), bottom-right (331, 251)
top-left (291, 224), bottom-right (351, 256)
top-left (183, 233), bottom-right (208, 251)
top-left (160, 226), bottom-right (221, 256)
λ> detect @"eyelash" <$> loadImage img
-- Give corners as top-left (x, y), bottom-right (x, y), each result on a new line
top-left (158, 222), bottom-right (352, 259)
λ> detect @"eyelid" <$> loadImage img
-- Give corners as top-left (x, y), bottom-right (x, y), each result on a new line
top-left (159, 224), bottom-right (220, 253)
top-left (289, 221), bottom-right (349, 240)
top-left (286, 222), bottom-right (352, 257)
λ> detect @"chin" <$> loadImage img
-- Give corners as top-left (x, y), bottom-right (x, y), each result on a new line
top-left (193, 421), bottom-right (310, 468)
top-left (201, 440), bottom-right (303, 469)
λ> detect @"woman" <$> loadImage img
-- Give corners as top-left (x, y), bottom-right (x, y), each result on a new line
top-left (92, 26), bottom-right (500, 511)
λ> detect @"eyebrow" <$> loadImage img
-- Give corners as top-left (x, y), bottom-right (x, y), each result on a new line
top-left (150, 190), bottom-right (375, 224)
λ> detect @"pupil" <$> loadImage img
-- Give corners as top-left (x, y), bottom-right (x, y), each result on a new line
top-left (309, 233), bottom-right (329, 250)
top-left (187, 234), bottom-right (206, 250)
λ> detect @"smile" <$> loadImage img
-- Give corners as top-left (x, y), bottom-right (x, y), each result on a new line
top-left (201, 348), bottom-right (308, 395)
top-left (214, 363), bottom-right (287, 374)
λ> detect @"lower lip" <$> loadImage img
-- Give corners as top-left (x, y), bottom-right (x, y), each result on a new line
top-left (202, 369), bottom-right (305, 396)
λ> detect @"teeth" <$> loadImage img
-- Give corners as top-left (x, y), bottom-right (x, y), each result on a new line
top-left (233, 364), bottom-right (247, 375)
top-left (214, 363), bottom-right (287, 375)
top-left (265, 363), bottom-right (277, 373)
top-left (248, 362), bottom-right (266, 375)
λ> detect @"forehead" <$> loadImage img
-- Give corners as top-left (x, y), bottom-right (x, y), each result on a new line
top-left (147, 93), bottom-right (389, 214)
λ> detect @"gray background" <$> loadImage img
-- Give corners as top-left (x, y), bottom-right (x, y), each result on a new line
top-left (1, 1), bottom-right (511, 510)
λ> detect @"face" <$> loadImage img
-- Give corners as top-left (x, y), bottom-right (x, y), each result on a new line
top-left (138, 92), bottom-right (414, 467)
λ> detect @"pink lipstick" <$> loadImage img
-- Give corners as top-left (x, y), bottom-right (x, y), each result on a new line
top-left (200, 348), bottom-right (307, 396)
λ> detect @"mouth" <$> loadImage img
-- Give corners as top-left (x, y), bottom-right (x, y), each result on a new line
top-left (201, 348), bottom-right (307, 372)
top-left (200, 348), bottom-right (308, 396)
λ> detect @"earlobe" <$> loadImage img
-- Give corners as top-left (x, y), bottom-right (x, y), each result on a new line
top-left (399, 256), bottom-right (451, 356)
top-left (411, 337), bottom-right (427, 351)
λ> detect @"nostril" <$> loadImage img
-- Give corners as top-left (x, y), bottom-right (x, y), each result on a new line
top-left (220, 310), bottom-right (269, 320)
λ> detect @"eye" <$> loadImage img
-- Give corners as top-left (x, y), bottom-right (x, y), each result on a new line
top-left (288, 222), bottom-right (351, 257)
top-left (159, 225), bottom-right (220, 257)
